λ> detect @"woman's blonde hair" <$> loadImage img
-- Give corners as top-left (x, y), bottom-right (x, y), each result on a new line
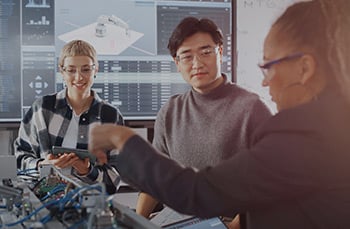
top-left (320, 0), bottom-right (350, 102)
top-left (58, 40), bottom-right (98, 68)
top-left (272, 0), bottom-right (350, 102)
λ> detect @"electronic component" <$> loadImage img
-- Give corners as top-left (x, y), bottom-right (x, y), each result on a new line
top-left (5, 164), bottom-right (160, 228)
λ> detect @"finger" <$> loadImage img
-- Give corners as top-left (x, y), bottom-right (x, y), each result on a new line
top-left (47, 153), bottom-right (58, 160)
top-left (54, 154), bottom-right (74, 168)
top-left (84, 157), bottom-right (90, 165)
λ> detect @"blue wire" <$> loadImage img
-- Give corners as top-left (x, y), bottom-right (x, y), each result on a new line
top-left (40, 183), bottom-right (66, 201)
top-left (58, 184), bottom-right (103, 211)
top-left (4, 183), bottom-right (104, 227)
top-left (5, 198), bottom-right (59, 227)
top-left (40, 214), bottom-right (52, 224)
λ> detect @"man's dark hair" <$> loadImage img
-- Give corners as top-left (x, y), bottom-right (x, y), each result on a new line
top-left (167, 17), bottom-right (224, 58)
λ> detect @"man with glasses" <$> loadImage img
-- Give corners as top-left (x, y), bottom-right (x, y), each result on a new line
top-left (14, 40), bottom-right (124, 194)
top-left (136, 17), bottom-right (272, 228)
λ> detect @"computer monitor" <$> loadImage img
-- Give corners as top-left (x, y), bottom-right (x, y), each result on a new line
top-left (0, 0), bottom-right (234, 122)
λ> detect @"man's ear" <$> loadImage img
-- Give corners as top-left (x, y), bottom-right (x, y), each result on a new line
top-left (300, 54), bottom-right (316, 85)
top-left (218, 45), bottom-right (223, 65)
top-left (174, 57), bottom-right (181, 72)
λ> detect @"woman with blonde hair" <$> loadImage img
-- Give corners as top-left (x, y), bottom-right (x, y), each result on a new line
top-left (15, 40), bottom-right (124, 194)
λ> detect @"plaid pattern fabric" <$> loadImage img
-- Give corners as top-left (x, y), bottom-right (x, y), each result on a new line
top-left (15, 89), bottom-right (124, 194)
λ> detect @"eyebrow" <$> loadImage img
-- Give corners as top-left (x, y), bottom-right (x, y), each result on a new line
top-left (65, 64), bottom-right (92, 68)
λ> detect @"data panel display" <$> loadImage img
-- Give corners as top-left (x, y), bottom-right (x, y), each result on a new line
top-left (0, 0), bottom-right (233, 122)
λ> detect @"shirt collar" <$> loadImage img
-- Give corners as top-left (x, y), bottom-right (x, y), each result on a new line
top-left (55, 88), bottom-right (102, 110)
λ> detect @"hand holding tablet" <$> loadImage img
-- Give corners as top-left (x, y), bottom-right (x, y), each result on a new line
top-left (51, 146), bottom-right (97, 163)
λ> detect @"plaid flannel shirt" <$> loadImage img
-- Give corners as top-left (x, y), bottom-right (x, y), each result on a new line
top-left (14, 89), bottom-right (124, 194)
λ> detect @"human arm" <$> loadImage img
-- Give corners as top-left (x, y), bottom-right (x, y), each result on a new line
top-left (134, 102), bottom-right (167, 218)
top-left (89, 115), bottom-right (328, 218)
top-left (136, 192), bottom-right (160, 218)
top-left (89, 124), bottom-right (135, 152)
top-left (90, 92), bottom-right (350, 228)
top-left (14, 132), bottom-right (43, 171)
top-left (14, 101), bottom-right (49, 171)
top-left (89, 124), bottom-right (237, 216)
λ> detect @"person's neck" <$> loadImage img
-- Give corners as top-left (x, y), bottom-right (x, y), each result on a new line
top-left (194, 75), bottom-right (225, 94)
top-left (67, 91), bottom-right (92, 116)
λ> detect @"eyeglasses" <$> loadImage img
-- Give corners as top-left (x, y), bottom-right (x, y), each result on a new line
top-left (176, 46), bottom-right (219, 65)
top-left (258, 53), bottom-right (304, 81)
top-left (61, 64), bottom-right (96, 77)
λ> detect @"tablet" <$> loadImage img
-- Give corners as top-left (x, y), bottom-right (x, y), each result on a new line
top-left (51, 146), bottom-right (97, 163)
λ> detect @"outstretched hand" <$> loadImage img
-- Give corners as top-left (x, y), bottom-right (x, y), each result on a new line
top-left (88, 123), bottom-right (136, 157)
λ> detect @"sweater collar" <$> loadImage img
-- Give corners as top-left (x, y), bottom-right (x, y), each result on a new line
top-left (191, 73), bottom-right (232, 99)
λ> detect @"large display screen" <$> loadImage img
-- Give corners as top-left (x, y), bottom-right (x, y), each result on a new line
top-left (0, 0), bottom-right (233, 122)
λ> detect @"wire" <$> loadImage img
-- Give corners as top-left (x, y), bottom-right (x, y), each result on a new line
top-left (3, 183), bottom-right (105, 227)
top-left (40, 183), bottom-right (66, 201)
top-left (4, 198), bottom-right (59, 227)
top-left (40, 214), bottom-right (52, 224)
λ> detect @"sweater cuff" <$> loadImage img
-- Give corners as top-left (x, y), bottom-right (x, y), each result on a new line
top-left (30, 158), bottom-right (43, 170)
top-left (85, 165), bottom-right (99, 181)
top-left (74, 163), bottom-right (98, 181)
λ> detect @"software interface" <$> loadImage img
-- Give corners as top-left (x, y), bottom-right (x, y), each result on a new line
top-left (0, 0), bottom-right (232, 121)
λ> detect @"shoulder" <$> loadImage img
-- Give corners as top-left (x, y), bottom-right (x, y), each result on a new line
top-left (228, 83), bottom-right (259, 99)
top-left (22, 92), bottom-right (58, 124)
top-left (100, 102), bottom-right (119, 113)
top-left (98, 101), bottom-right (125, 124)
top-left (154, 91), bottom-right (191, 124)
top-left (220, 83), bottom-right (273, 122)
top-left (158, 91), bottom-right (191, 115)
top-left (228, 83), bottom-right (270, 107)
top-left (221, 73), bottom-right (262, 100)
top-left (164, 91), bottom-right (191, 107)
top-left (91, 90), bottom-right (119, 112)
top-left (30, 92), bottom-right (59, 111)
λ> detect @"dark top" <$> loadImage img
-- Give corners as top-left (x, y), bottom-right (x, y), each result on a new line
top-left (111, 88), bottom-right (350, 229)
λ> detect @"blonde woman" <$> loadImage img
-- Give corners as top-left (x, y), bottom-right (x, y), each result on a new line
top-left (15, 40), bottom-right (124, 194)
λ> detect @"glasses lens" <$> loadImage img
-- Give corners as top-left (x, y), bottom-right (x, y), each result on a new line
top-left (178, 54), bottom-right (193, 64)
top-left (63, 65), bottom-right (95, 76)
top-left (177, 46), bottom-right (218, 65)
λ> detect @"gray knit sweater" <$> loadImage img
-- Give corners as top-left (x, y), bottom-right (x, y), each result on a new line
top-left (153, 74), bottom-right (272, 169)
